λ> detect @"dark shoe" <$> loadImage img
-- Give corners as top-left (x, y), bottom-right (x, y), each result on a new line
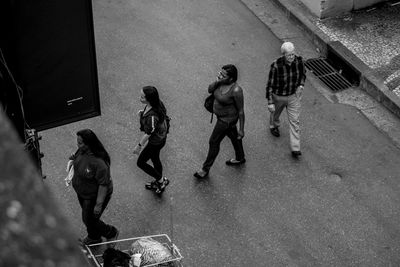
top-left (291, 151), bottom-right (302, 159)
top-left (106, 227), bottom-right (119, 242)
top-left (270, 127), bottom-right (280, 137)
top-left (193, 171), bottom-right (208, 179)
top-left (154, 177), bottom-right (169, 194)
top-left (79, 236), bottom-right (102, 246)
top-left (145, 180), bottom-right (158, 190)
top-left (225, 158), bottom-right (246, 166)
top-left (105, 227), bottom-right (119, 248)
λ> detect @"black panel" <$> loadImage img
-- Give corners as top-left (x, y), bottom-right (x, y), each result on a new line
top-left (1, 0), bottom-right (100, 131)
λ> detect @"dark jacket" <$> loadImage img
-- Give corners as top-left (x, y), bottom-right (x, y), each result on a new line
top-left (140, 107), bottom-right (167, 144)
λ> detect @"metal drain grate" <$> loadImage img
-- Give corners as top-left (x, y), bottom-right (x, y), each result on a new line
top-left (305, 58), bottom-right (353, 92)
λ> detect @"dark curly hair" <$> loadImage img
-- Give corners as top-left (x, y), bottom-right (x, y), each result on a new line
top-left (222, 64), bottom-right (238, 82)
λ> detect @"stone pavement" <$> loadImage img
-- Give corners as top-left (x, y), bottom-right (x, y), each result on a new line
top-left (314, 1), bottom-right (400, 96)
top-left (240, 0), bottom-right (400, 149)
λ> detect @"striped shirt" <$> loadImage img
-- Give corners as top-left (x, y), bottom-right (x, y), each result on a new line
top-left (266, 55), bottom-right (306, 103)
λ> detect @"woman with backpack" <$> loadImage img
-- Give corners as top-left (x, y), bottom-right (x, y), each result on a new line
top-left (133, 86), bottom-right (170, 194)
top-left (194, 64), bottom-right (245, 178)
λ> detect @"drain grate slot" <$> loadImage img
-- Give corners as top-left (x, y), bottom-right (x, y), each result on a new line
top-left (305, 58), bottom-right (353, 92)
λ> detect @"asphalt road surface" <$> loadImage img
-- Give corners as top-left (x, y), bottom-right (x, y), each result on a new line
top-left (41, 0), bottom-right (400, 266)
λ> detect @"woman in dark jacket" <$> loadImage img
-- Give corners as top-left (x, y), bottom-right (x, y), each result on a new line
top-left (71, 129), bottom-right (118, 245)
top-left (133, 86), bottom-right (169, 194)
top-left (194, 64), bottom-right (245, 178)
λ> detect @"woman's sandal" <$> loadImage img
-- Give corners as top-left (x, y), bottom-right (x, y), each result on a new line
top-left (145, 177), bottom-right (170, 193)
top-left (225, 158), bottom-right (246, 166)
top-left (193, 171), bottom-right (208, 179)
top-left (145, 181), bottom-right (158, 190)
top-left (154, 177), bottom-right (169, 194)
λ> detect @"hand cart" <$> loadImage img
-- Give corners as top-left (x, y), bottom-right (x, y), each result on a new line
top-left (81, 234), bottom-right (183, 267)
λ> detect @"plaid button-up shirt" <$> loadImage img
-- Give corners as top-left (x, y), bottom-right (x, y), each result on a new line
top-left (266, 55), bottom-right (306, 103)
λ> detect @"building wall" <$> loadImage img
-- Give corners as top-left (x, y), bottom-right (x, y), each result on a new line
top-left (353, 0), bottom-right (386, 9)
top-left (300, 0), bottom-right (322, 17)
top-left (300, 0), bottom-right (388, 18)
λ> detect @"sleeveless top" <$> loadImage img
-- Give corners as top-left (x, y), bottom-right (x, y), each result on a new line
top-left (213, 83), bottom-right (238, 123)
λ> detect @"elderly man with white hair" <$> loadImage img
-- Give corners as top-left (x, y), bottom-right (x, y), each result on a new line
top-left (266, 41), bottom-right (306, 159)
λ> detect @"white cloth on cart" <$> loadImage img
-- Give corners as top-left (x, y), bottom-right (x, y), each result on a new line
top-left (130, 237), bottom-right (173, 266)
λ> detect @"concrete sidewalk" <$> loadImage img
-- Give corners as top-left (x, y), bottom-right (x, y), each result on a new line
top-left (240, 0), bottom-right (400, 150)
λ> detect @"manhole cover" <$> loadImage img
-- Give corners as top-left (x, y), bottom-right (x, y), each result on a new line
top-left (305, 58), bottom-right (353, 92)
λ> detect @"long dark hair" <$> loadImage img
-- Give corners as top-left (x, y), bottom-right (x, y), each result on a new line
top-left (143, 86), bottom-right (167, 122)
top-left (77, 129), bottom-right (111, 165)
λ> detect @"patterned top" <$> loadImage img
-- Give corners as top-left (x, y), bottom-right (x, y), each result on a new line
top-left (266, 55), bottom-right (306, 103)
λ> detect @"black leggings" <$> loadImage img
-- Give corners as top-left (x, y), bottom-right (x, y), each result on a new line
top-left (202, 118), bottom-right (245, 172)
top-left (137, 140), bottom-right (166, 181)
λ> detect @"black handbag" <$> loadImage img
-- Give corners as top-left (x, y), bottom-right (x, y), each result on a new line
top-left (204, 94), bottom-right (214, 123)
top-left (204, 94), bottom-right (214, 113)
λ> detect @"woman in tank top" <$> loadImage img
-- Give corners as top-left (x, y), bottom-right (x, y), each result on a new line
top-left (194, 64), bottom-right (246, 178)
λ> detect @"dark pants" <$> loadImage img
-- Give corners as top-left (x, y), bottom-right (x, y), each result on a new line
top-left (78, 194), bottom-right (115, 240)
top-left (202, 118), bottom-right (245, 172)
top-left (137, 140), bottom-right (166, 181)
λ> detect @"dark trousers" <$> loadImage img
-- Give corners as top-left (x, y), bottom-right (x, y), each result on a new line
top-left (137, 140), bottom-right (166, 181)
top-left (202, 118), bottom-right (245, 172)
top-left (78, 194), bottom-right (115, 240)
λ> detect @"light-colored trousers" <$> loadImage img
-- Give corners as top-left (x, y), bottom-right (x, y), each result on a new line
top-left (269, 92), bottom-right (302, 151)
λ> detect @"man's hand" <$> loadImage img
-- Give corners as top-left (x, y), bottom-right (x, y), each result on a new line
top-left (296, 85), bottom-right (304, 98)
top-left (268, 104), bottom-right (275, 113)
